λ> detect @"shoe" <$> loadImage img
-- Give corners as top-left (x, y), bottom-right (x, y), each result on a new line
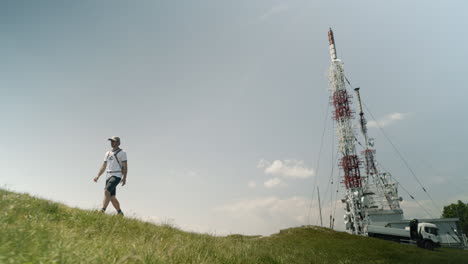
top-left (117, 210), bottom-right (124, 216)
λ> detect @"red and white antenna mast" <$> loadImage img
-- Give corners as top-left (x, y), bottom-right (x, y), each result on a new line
top-left (327, 28), bottom-right (365, 234)
top-left (327, 29), bottom-right (403, 235)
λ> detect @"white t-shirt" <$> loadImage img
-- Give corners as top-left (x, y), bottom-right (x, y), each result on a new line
top-left (104, 149), bottom-right (127, 179)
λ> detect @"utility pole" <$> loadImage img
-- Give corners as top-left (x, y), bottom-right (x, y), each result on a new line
top-left (318, 186), bottom-right (323, 227)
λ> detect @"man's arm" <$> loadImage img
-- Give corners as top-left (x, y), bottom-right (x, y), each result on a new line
top-left (94, 162), bottom-right (106, 182)
top-left (121, 161), bottom-right (128, 186)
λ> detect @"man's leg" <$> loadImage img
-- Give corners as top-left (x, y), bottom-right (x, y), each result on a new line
top-left (110, 196), bottom-right (121, 211)
top-left (102, 190), bottom-right (111, 211)
top-left (103, 176), bottom-right (119, 212)
top-left (111, 196), bottom-right (124, 215)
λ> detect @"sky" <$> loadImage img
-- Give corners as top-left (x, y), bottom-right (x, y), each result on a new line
top-left (1, 0), bottom-right (468, 236)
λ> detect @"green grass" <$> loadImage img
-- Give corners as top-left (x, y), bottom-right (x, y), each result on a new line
top-left (1, 189), bottom-right (467, 264)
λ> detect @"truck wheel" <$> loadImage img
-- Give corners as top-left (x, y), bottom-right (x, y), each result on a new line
top-left (416, 240), bottom-right (424, 248)
top-left (424, 241), bottom-right (434, 251)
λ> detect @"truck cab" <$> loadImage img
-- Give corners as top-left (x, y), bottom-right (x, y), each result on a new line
top-left (417, 223), bottom-right (440, 250)
top-left (409, 220), bottom-right (440, 250)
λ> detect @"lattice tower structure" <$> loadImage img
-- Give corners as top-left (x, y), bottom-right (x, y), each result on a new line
top-left (354, 88), bottom-right (402, 211)
top-left (328, 29), bottom-right (365, 235)
top-left (329, 61), bottom-right (365, 234)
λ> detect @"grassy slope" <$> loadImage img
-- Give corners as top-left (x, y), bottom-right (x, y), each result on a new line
top-left (1, 189), bottom-right (467, 264)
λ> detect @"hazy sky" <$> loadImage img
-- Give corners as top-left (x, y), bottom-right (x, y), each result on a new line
top-left (2, 0), bottom-right (468, 235)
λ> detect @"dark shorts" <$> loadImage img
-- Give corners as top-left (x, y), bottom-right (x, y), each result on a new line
top-left (105, 176), bottom-right (121, 196)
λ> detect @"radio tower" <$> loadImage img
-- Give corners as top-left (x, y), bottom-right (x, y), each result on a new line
top-left (324, 29), bottom-right (464, 248)
top-left (327, 28), bottom-right (365, 235)
top-left (327, 29), bottom-right (404, 236)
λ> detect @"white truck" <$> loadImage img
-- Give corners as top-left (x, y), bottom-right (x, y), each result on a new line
top-left (367, 219), bottom-right (441, 250)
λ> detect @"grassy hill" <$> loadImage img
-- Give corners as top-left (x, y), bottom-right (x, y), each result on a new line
top-left (1, 189), bottom-right (467, 264)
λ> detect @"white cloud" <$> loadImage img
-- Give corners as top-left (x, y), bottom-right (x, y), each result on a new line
top-left (248, 180), bottom-right (257, 189)
top-left (216, 196), bottom-right (344, 235)
top-left (264, 177), bottom-right (284, 188)
top-left (367, 112), bottom-right (409, 128)
top-left (137, 196), bottom-right (347, 237)
top-left (218, 196), bottom-right (280, 213)
top-left (257, 159), bottom-right (270, 169)
top-left (258, 3), bottom-right (289, 21)
top-left (258, 159), bottom-right (314, 179)
top-left (400, 199), bottom-right (438, 219)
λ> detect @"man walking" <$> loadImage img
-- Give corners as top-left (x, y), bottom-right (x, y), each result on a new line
top-left (94, 136), bottom-right (128, 215)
